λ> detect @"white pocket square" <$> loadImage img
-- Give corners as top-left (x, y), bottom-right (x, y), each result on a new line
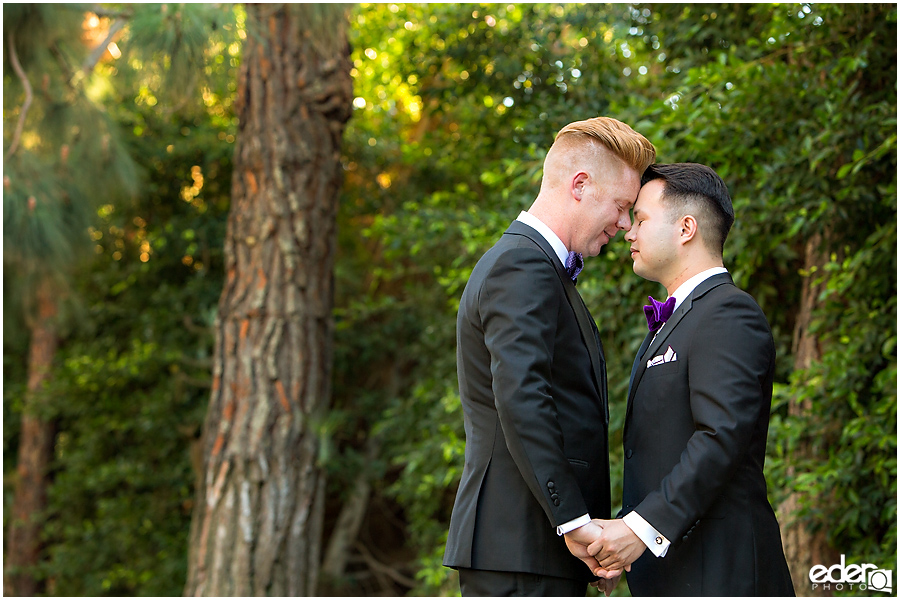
top-left (647, 345), bottom-right (678, 368)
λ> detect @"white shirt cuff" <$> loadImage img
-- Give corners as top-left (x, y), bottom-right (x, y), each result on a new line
top-left (556, 513), bottom-right (591, 536)
top-left (623, 511), bottom-right (670, 557)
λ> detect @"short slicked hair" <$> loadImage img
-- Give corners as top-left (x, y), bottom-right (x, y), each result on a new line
top-left (554, 117), bottom-right (656, 175)
top-left (642, 163), bottom-right (735, 257)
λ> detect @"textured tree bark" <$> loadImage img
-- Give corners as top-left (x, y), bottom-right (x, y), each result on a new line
top-left (5, 281), bottom-right (59, 597)
top-left (778, 233), bottom-right (839, 597)
top-left (183, 4), bottom-right (352, 596)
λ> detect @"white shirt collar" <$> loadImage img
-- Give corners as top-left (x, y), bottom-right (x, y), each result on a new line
top-left (669, 267), bottom-right (729, 311)
top-left (516, 211), bottom-right (569, 266)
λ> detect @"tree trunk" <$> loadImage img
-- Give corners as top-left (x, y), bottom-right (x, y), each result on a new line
top-left (777, 233), bottom-right (839, 596)
top-left (183, 4), bottom-right (352, 596)
top-left (5, 281), bottom-right (59, 596)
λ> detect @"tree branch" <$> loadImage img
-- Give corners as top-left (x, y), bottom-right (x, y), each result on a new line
top-left (78, 17), bottom-right (128, 80)
top-left (353, 541), bottom-right (418, 590)
top-left (183, 314), bottom-right (213, 335)
top-left (175, 371), bottom-right (212, 388)
top-left (321, 435), bottom-right (381, 579)
top-left (49, 42), bottom-right (76, 92)
top-left (5, 31), bottom-right (33, 161)
top-left (179, 355), bottom-right (213, 370)
top-left (88, 5), bottom-right (134, 19)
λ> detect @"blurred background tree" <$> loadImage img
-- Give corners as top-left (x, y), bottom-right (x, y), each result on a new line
top-left (3, 5), bottom-right (140, 594)
top-left (3, 3), bottom-right (895, 597)
top-left (3, 2), bottom-right (234, 594)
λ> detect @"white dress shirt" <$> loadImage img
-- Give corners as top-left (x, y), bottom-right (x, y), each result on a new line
top-left (653, 266), bottom-right (728, 333)
top-left (516, 211), bottom-right (569, 266)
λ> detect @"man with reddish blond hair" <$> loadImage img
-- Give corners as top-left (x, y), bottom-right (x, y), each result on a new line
top-left (443, 117), bottom-right (655, 596)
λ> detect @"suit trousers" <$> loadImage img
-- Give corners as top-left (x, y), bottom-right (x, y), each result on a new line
top-left (458, 568), bottom-right (587, 597)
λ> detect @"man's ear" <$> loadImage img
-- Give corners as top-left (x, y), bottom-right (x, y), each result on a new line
top-left (680, 215), bottom-right (699, 243)
top-left (572, 171), bottom-right (589, 201)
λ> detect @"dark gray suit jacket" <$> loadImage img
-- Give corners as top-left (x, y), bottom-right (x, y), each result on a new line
top-left (443, 220), bottom-right (610, 582)
top-left (622, 273), bottom-right (795, 596)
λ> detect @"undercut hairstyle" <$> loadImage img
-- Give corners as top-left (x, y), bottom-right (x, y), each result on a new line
top-left (641, 162), bottom-right (735, 257)
top-left (553, 117), bottom-right (657, 176)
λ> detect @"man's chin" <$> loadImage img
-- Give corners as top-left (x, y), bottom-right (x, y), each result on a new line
top-left (591, 238), bottom-right (613, 255)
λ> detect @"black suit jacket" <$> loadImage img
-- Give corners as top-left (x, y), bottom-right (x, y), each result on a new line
top-left (443, 221), bottom-right (610, 582)
top-left (622, 273), bottom-right (794, 596)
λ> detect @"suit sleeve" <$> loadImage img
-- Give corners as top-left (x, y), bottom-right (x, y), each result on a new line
top-left (633, 293), bottom-right (774, 541)
top-left (480, 245), bottom-right (589, 526)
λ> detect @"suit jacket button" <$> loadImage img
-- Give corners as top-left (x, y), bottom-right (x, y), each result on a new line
top-left (655, 536), bottom-right (663, 545)
top-left (625, 449), bottom-right (633, 459)
top-left (550, 493), bottom-right (559, 500)
top-left (547, 481), bottom-right (556, 489)
top-left (553, 499), bottom-right (560, 506)
top-left (683, 535), bottom-right (689, 542)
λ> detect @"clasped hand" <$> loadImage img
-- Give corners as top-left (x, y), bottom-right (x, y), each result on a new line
top-left (563, 519), bottom-right (647, 595)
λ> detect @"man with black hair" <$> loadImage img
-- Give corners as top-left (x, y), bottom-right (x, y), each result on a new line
top-left (576, 163), bottom-right (795, 596)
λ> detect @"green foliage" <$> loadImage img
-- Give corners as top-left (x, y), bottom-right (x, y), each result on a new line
top-left (32, 95), bottom-right (234, 594)
top-left (627, 4), bottom-right (897, 584)
top-left (3, 3), bottom-right (239, 594)
top-left (770, 219), bottom-right (897, 575)
top-left (768, 236), bottom-right (897, 579)
top-left (124, 3), bottom-right (237, 111)
top-left (3, 3), bottom-right (139, 291)
top-left (41, 340), bottom-right (200, 595)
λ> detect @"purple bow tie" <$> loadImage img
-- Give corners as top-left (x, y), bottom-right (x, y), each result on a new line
top-left (565, 251), bottom-right (583, 282)
top-left (644, 296), bottom-right (676, 332)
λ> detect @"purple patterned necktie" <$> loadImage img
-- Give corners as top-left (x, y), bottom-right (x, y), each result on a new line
top-left (565, 251), bottom-right (583, 282)
top-left (644, 296), bottom-right (676, 332)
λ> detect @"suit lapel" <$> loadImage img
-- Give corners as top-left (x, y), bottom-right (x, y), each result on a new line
top-left (562, 276), bottom-right (609, 422)
top-left (625, 273), bottom-right (734, 419)
top-left (626, 332), bottom-right (653, 406)
top-left (504, 222), bottom-right (608, 420)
